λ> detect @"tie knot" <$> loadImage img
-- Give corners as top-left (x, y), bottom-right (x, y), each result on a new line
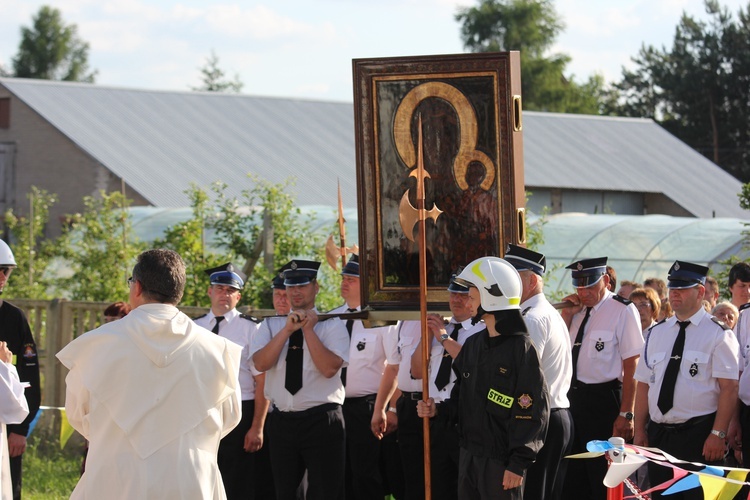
top-left (215, 316), bottom-right (225, 323)
top-left (347, 308), bottom-right (357, 313)
top-left (678, 320), bottom-right (690, 329)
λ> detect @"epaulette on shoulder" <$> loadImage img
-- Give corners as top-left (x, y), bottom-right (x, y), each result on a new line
top-left (239, 313), bottom-right (261, 324)
top-left (521, 306), bottom-right (532, 317)
top-left (193, 313), bottom-right (208, 320)
top-left (711, 316), bottom-right (731, 330)
top-left (740, 302), bottom-right (750, 312)
top-left (647, 318), bottom-right (667, 334)
top-left (612, 295), bottom-right (632, 306)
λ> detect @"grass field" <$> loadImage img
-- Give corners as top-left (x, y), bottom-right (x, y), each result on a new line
top-left (24, 444), bottom-right (79, 499)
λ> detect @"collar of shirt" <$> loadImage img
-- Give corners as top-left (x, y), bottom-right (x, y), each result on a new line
top-left (209, 308), bottom-right (239, 324)
top-left (667, 307), bottom-right (708, 328)
top-left (591, 289), bottom-right (613, 313)
top-left (520, 292), bottom-right (547, 310)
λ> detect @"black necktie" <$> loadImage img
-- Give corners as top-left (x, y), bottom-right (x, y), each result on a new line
top-left (341, 308), bottom-right (357, 387)
top-left (211, 316), bottom-right (224, 335)
top-left (345, 307), bottom-right (357, 337)
top-left (285, 329), bottom-right (304, 395)
top-left (570, 307), bottom-right (592, 387)
top-left (657, 321), bottom-right (690, 415)
top-left (435, 323), bottom-right (462, 391)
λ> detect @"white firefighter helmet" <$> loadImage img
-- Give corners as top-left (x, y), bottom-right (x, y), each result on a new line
top-left (455, 257), bottom-right (522, 311)
top-left (0, 239), bottom-right (16, 268)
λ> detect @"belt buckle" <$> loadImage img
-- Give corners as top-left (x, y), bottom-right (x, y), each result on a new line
top-left (410, 392), bottom-right (422, 400)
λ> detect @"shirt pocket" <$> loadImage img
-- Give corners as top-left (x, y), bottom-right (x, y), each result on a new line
top-left (485, 364), bottom-right (514, 419)
top-left (586, 329), bottom-right (615, 359)
top-left (351, 332), bottom-right (379, 362)
top-left (681, 350), bottom-right (710, 382)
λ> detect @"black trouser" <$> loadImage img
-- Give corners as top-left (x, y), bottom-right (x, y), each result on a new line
top-left (256, 419), bottom-right (276, 499)
top-left (343, 394), bottom-right (383, 500)
top-left (10, 454), bottom-right (21, 500)
top-left (218, 399), bottom-right (257, 500)
top-left (458, 449), bottom-right (522, 500)
top-left (397, 391), bottom-right (425, 500)
top-left (524, 407), bottom-right (573, 500)
top-left (648, 413), bottom-right (718, 500)
top-left (562, 381), bottom-right (621, 500)
top-left (430, 408), bottom-right (460, 500)
top-left (381, 430), bottom-right (405, 499)
top-left (268, 403), bottom-right (345, 500)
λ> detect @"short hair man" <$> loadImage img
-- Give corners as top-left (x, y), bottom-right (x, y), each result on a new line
top-left (618, 280), bottom-right (639, 300)
top-left (504, 245), bottom-right (573, 500)
top-left (329, 254), bottom-right (404, 500)
top-left (728, 262), bottom-right (750, 310)
top-left (704, 276), bottom-right (720, 310)
top-left (418, 257), bottom-right (549, 498)
top-left (193, 263), bottom-right (270, 500)
top-left (634, 261), bottom-right (739, 499)
top-left (57, 249), bottom-right (243, 499)
top-left (0, 239), bottom-right (40, 500)
top-left (271, 262), bottom-right (292, 316)
top-left (251, 259), bottom-right (349, 500)
top-left (410, 270), bottom-right (484, 500)
top-left (560, 257), bottom-right (643, 500)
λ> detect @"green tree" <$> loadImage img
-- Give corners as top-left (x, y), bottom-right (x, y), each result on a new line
top-left (55, 191), bottom-right (143, 301)
top-left (210, 176), bottom-right (338, 310)
top-left (605, 1), bottom-right (750, 181)
top-left (191, 50), bottom-right (243, 93)
top-left (11, 5), bottom-right (96, 82)
top-left (456, 0), bottom-right (602, 113)
top-left (2, 187), bottom-right (58, 299)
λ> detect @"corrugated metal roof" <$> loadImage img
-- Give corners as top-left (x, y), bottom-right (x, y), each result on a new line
top-left (1, 78), bottom-right (745, 217)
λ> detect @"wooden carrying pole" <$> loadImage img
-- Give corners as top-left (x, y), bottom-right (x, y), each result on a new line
top-left (415, 116), bottom-right (432, 500)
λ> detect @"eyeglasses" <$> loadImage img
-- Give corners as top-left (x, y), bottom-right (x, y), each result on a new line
top-left (0, 267), bottom-right (13, 276)
top-left (127, 276), bottom-right (135, 287)
top-left (633, 302), bottom-right (652, 310)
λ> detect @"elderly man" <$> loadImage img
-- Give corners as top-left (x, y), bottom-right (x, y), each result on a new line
top-left (194, 263), bottom-right (268, 500)
top-left (251, 259), bottom-right (349, 500)
top-left (57, 249), bottom-right (242, 499)
top-left (560, 257), bottom-right (643, 500)
top-left (328, 254), bottom-right (404, 500)
top-left (634, 261), bottom-right (739, 500)
top-left (504, 245), bottom-right (573, 500)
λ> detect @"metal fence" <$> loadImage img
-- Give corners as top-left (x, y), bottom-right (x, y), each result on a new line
top-left (8, 298), bottom-right (274, 407)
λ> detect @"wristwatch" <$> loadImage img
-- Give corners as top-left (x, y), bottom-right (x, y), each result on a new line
top-left (619, 411), bottom-right (634, 421)
top-left (439, 333), bottom-right (450, 344)
top-left (711, 429), bottom-right (727, 439)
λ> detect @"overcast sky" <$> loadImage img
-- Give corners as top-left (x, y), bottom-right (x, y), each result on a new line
top-left (1, 0), bottom-right (747, 102)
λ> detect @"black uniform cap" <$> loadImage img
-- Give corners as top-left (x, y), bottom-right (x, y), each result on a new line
top-left (566, 257), bottom-right (608, 288)
top-left (271, 261), bottom-right (294, 290)
top-left (667, 260), bottom-right (708, 289)
top-left (204, 262), bottom-right (246, 290)
top-left (283, 259), bottom-right (321, 286)
top-left (447, 267), bottom-right (469, 293)
top-left (341, 254), bottom-right (359, 277)
top-left (504, 244), bottom-right (546, 276)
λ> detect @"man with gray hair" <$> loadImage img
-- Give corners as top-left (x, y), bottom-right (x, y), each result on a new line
top-left (58, 249), bottom-right (242, 499)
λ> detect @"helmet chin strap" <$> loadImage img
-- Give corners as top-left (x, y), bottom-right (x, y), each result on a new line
top-left (471, 305), bottom-right (486, 325)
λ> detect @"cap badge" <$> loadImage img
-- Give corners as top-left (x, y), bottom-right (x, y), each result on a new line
top-left (291, 262), bottom-right (298, 270)
top-left (577, 263), bottom-right (583, 271)
top-left (674, 262), bottom-right (680, 271)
